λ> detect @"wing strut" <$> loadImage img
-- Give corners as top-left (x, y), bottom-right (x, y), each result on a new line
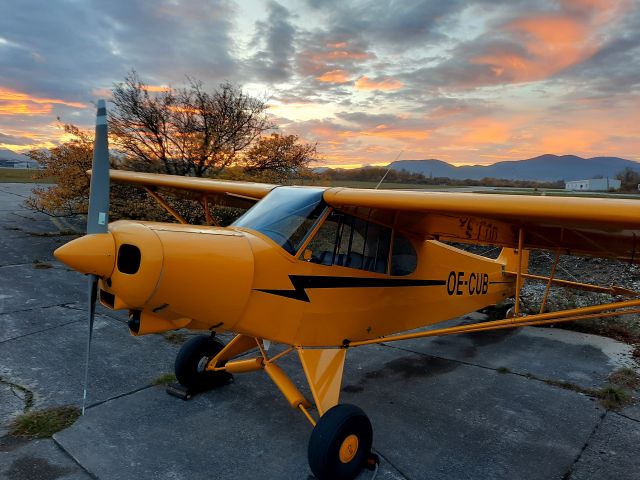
top-left (346, 298), bottom-right (640, 348)
top-left (514, 227), bottom-right (525, 316)
top-left (142, 186), bottom-right (188, 224)
top-left (539, 250), bottom-right (561, 314)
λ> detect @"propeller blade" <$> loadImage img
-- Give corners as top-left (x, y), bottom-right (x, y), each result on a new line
top-left (81, 99), bottom-right (110, 415)
top-left (82, 275), bottom-right (98, 415)
top-left (87, 99), bottom-right (110, 234)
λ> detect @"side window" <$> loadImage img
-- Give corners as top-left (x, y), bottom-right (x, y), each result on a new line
top-left (304, 211), bottom-right (391, 273)
top-left (391, 233), bottom-right (418, 276)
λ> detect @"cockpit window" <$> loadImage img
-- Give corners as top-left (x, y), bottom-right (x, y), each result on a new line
top-left (232, 187), bottom-right (326, 254)
top-left (304, 210), bottom-right (392, 274)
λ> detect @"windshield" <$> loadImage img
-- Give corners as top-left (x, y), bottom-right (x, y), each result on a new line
top-left (232, 187), bottom-right (326, 254)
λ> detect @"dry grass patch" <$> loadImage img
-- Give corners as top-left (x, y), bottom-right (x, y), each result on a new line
top-left (9, 406), bottom-right (80, 439)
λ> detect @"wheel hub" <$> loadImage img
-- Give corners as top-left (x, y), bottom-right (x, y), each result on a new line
top-left (338, 434), bottom-right (359, 464)
top-left (197, 356), bottom-right (209, 373)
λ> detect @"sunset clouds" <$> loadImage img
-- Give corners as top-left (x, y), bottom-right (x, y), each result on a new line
top-left (0, 0), bottom-right (638, 166)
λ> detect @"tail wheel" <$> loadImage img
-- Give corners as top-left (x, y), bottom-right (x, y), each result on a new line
top-left (174, 335), bottom-right (231, 391)
top-left (308, 404), bottom-right (373, 480)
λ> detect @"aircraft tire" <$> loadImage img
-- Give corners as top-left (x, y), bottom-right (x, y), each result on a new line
top-left (308, 403), bottom-right (373, 480)
top-left (174, 335), bottom-right (229, 391)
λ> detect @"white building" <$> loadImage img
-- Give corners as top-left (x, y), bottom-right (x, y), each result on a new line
top-left (565, 178), bottom-right (621, 191)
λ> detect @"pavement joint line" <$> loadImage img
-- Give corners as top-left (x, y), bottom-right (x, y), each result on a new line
top-left (61, 304), bottom-right (129, 324)
top-left (10, 211), bottom-right (37, 220)
top-left (562, 410), bottom-right (608, 480)
top-left (0, 189), bottom-right (31, 200)
top-left (610, 409), bottom-right (640, 424)
top-left (0, 319), bottom-right (84, 345)
top-left (52, 436), bottom-right (100, 480)
top-left (379, 341), bottom-right (511, 375)
top-left (85, 384), bottom-right (156, 411)
top-left (0, 261), bottom-right (38, 269)
top-left (371, 448), bottom-right (412, 480)
top-left (0, 302), bottom-right (80, 318)
top-left (0, 263), bottom-right (67, 270)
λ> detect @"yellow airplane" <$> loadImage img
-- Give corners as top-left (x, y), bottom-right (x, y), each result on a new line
top-left (55, 102), bottom-right (640, 480)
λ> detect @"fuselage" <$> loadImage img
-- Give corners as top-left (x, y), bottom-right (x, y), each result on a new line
top-left (55, 186), bottom-right (518, 347)
top-left (90, 222), bottom-right (515, 346)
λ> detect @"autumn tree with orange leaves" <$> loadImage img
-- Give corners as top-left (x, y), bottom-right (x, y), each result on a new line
top-left (243, 133), bottom-right (317, 182)
top-left (27, 124), bottom-right (94, 216)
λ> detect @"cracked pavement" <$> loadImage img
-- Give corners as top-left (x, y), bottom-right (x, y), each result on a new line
top-left (0, 183), bottom-right (639, 480)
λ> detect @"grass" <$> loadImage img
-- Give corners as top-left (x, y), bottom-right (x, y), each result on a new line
top-left (608, 367), bottom-right (640, 390)
top-left (0, 168), bottom-right (54, 183)
top-left (598, 385), bottom-right (633, 410)
top-left (33, 260), bottom-right (53, 269)
top-left (9, 406), bottom-right (80, 439)
top-left (475, 189), bottom-right (640, 199)
top-left (153, 373), bottom-right (177, 385)
top-left (520, 367), bottom-right (639, 411)
top-left (159, 331), bottom-right (188, 345)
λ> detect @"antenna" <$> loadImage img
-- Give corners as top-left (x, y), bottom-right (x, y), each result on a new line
top-left (375, 151), bottom-right (403, 190)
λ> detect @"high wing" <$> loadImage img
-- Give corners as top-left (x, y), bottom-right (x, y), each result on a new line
top-left (108, 169), bottom-right (278, 209)
top-left (323, 188), bottom-right (640, 263)
top-left (105, 169), bottom-right (640, 263)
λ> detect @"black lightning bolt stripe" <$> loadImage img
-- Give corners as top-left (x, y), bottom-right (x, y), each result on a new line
top-left (256, 275), bottom-right (447, 302)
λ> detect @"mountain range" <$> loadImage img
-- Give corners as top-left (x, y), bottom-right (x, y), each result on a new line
top-left (389, 155), bottom-right (640, 182)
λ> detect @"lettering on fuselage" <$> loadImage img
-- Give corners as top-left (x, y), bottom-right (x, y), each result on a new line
top-left (446, 271), bottom-right (489, 296)
top-left (459, 218), bottom-right (499, 242)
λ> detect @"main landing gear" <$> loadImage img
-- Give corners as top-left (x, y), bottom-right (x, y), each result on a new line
top-left (173, 334), bottom-right (232, 394)
top-left (172, 334), bottom-right (376, 480)
top-left (308, 404), bottom-right (374, 480)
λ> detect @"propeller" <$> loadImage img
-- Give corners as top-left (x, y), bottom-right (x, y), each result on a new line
top-left (81, 99), bottom-right (110, 414)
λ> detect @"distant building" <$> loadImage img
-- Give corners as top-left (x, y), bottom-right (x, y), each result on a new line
top-left (565, 178), bottom-right (621, 191)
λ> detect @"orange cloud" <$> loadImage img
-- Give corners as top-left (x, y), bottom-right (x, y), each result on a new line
top-left (0, 87), bottom-right (86, 116)
top-left (538, 128), bottom-right (606, 154)
top-left (460, 119), bottom-right (513, 145)
top-left (321, 50), bottom-right (371, 61)
top-left (298, 43), bottom-right (373, 76)
top-left (0, 103), bottom-right (51, 116)
top-left (329, 124), bottom-right (429, 142)
top-left (357, 126), bottom-right (429, 141)
top-left (144, 85), bottom-right (170, 93)
top-left (355, 76), bottom-right (403, 91)
top-left (326, 41), bottom-right (347, 49)
top-left (316, 70), bottom-right (351, 83)
top-left (471, 12), bottom-right (608, 84)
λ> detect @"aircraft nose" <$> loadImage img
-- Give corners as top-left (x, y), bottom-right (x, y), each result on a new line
top-left (54, 233), bottom-right (116, 277)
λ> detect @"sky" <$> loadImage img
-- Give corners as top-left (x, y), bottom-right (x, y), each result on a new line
top-left (0, 0), bottom-right (639, 168)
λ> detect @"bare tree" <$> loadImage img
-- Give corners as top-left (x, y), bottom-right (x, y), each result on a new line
top-left (616, 167), bottom-right (640, 192)
top-left (244, 133), bottom-right (317, 182)
top-left (109, 71), bottom-right (273, 177)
